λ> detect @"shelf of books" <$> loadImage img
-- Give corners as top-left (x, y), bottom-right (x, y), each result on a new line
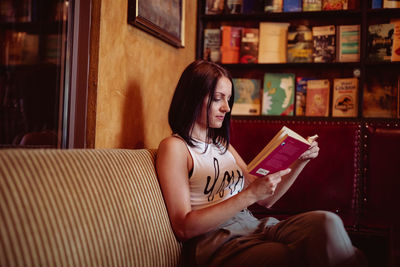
top-left (199, 0), bottom-right (400, 120)
top-left (0, 0), bottom-right (68, 147)
top-left (0, 0), bottom-right (67, 67)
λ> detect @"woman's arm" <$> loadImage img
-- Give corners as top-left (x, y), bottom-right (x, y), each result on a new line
top-left (156, 137), bottom-right (288, 241)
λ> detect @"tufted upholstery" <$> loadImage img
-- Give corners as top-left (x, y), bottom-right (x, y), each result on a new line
top-left (230, 119), bottom-right (361, 228)
top-left (0, 149), bottom-right (182, 267)
top-left (230, 118), bottom-right (400, 266)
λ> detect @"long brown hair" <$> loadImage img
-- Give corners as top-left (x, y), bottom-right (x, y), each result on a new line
top-left (168, 60), bottom-right (234, 152)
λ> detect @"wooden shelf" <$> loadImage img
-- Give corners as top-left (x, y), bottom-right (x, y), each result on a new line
top-left (202, 9), bottom-right (362, 22)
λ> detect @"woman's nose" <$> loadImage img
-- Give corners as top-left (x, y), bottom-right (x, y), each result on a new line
top-left (222, 99), bottom-right (230, 112)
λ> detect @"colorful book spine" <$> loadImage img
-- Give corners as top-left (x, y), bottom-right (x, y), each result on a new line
top-left (283, 0), bottom-right (302, 12)
top-left (205, 0), bottom-right (225, 14)
top-left (332, 78), bottom-right (358, 117)
top-left (391, 20), bottom-right (400, 61)
top-left (239, 28), bottom-right (259, 63)
top-left (372, 0), bottom-right (383, 8)
top-left (287, 25), bottom-right (313, 63)
top-left (305, 79), bottom-right (330, 117)
top-left (221, 26), bottom-right (242, 64)
top-left (203, 29), bottom-right (221, 63)
top-left (262, 73), bottom-right (295, 116)
top-left (258, 22), bottom-right (290, 63)
top-left (227, 0), bottom-right (243, 14)
top-left (264, 0), bottom-right (283, 12)
top-left (322, 0), bottom-right (348, 10)
top-left (295, 77), bottom-right (312, 116)
top-left (337, 25), bottom-right (360, 62)
top-left (312, 25), bottom-right (336, 63)
top-left (367, 23), bottom-right (394, 62)
top-left (363, 76), bottom-right (397, 118)
top-left (232, 78), bottom-right (261, 115)
top-left (303, 0), bottom-right (322, 11)
top-left (383, 0), bottom-right (400, 8)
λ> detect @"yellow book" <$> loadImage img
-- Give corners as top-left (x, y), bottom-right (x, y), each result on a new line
top-left (332, 78), bottom-right (358, 117)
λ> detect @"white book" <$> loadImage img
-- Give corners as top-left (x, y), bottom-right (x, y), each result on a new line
top-left (337, 25), bottom-right (360, 62)
top-left (258, 22), bottom-right (290, 63)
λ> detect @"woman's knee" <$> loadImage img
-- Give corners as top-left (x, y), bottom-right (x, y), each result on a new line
top-left (298, 210), bottom-right (349, 243)
top-left (305, 210), bottom-right (344, 229)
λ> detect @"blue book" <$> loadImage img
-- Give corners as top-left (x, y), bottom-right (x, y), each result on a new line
top-left (243, 0), bottom-right (264, 13)
top-left (372, 0), bottom-right (382, 8)
top-left (283, 0), bottom-right (302, 12)
top-left (295, 77), bottom-right (312, 116)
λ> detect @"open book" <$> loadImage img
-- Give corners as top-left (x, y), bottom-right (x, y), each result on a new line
top-left (248, 126), bottom-right (318, 177)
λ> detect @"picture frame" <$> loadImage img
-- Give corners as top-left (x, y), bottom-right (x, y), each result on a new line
top-left (128, 0), bottom-right (185, 48)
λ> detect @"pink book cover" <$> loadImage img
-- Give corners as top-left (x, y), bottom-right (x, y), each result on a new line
top-left (249, 136), bottom-right (310, 177)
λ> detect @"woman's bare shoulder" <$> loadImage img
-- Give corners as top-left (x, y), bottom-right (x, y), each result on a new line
top-left (158, 135), bottom-right (188, 157)
top-left (156, 136), bottom-right (192, 180)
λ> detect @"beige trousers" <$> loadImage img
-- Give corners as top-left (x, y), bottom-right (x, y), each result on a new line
top-left (184, 210), bottom-right (367, 267)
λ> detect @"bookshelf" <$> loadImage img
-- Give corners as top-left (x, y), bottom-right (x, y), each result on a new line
top-left (197, 2), bottom-right (400, 264)
top-left (196, 0), bottom-right (400, 122)
top-left (0, 0), bottom-right (68, 147)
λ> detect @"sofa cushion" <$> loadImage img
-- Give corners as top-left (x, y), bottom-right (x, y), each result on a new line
top-left (0, 149), bottom-right (182, 267)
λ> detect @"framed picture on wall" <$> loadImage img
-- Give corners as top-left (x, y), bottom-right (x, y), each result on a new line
top-left (128, 0), bottom-right (185, 48)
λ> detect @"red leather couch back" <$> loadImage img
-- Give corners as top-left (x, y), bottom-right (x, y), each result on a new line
top-left (230, 119), bottom-right (361, 227)
top-left (361, 124), bottom-right (400, 229)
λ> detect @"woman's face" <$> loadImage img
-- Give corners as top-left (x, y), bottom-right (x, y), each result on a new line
top-left (197, 76), bottom-right (232, 129)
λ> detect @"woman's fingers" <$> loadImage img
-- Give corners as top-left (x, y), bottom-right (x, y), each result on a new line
top-left (299, 141), bottom-right (320, 160)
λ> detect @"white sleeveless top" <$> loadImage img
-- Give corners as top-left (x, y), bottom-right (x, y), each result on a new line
top-left (183, 138), bottom-right (245, 210)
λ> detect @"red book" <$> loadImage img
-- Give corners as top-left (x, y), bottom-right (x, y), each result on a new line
top-left (322, 0), bottom-right (348, 10)
top-left (305, 79), bottom-right (330, 117)
top-left (240, 28), bottom-right (259, 63)
top-left (248, 126), bottom-right (318, 177)
top-left (221, 26), bottom-right (242, 64)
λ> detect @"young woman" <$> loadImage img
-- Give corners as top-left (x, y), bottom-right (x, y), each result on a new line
top-left (156, 60), bottom-right (365, 266)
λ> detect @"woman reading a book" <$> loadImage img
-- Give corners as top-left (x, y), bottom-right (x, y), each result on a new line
top-left (156, 60), bottom-right (365, 266)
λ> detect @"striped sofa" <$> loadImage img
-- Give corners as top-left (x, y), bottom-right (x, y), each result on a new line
top-left (0, 149), bottom-right (182, 266)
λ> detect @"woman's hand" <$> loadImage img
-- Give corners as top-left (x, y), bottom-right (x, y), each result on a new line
top-left (298, 140), bottom-right (320, 161)
top-left (249, 140), bottom-right (319, 209)
top-left (246, 168), bottom-right (291, 201)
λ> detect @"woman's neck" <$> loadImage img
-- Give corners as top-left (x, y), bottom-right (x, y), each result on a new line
top-left (190, 123), bottom-right (208, 143)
